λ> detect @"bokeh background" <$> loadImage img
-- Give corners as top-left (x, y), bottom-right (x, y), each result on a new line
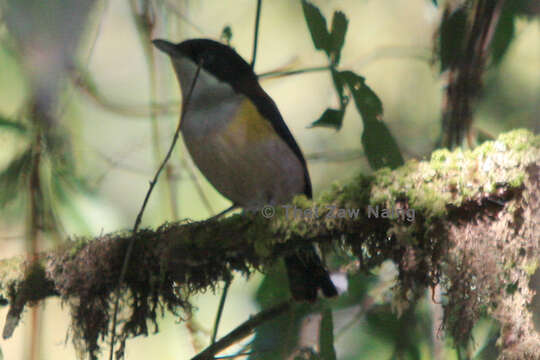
top-left (0, 0), bottom-right (538, 359)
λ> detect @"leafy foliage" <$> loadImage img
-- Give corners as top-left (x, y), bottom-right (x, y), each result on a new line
top-left (253, 1), bottom-right (405, 356)
top-left (0, 115), bottom-right (27, 134)
top-left (301, 1), bottom-right (403, 170)
top-left (339, 70), bottom-right (403, 169)
top-left (319, 308), bottom-right (337, 360)
top-left (309, 69), bottom-right (349, 130)
top-left (301, 0), bottom-right (332, 54)
top-left (328, 11), bottom-right (347, 65)
top-left (221, 25), bottom-right (233, 45)
top-left (309, 108), bottom-right (345, 129)
top-left (251, 263), bottom-right (316, 359)
top-left (1, 0), bottom-right (536, 359)
top-left (364, 306), bottom-right (424, 359)
top-left (439, 5), bottom-right (468, 73)
top-left (302, 0), bottom-right (349, 130)
top-left (438, 0), bottom-right (533, 71)
top-left (488, 0), bottom-right (535, 66)
top-left (0, 147), bottom-right (32, 206)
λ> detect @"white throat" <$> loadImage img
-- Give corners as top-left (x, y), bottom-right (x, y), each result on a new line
top-left (171, 57), bottom-right (243, 137)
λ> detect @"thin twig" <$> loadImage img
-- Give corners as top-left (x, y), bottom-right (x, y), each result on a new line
top-left (144, 34), bottom-right (170, 213)
top-left (346, 45), bottom-right (431, 69)
top-left (250, 0), bottom-right (263, 69)
top-left (129, 0), bottom-right (180, 220)
top-left (91, 144), bottom-right (151, 179)
top-left (211, 279), bottom-right (232, 344)
top-left (258, 46), bottom-right (430, 79)
top-left (162, 0), bottom-right (206, 34)
top-left (226, 339), bottom-right (255, 359)
top-left (27, 123), bottom-right (43, 360)
top-left (215, 352), bottom-right (252, 359)
top-left (72, 68), bottom-right (180, 117)
top-left (180, 156), bottom-right (215, 215)
top-left (57, 0), bottom-right (110, 121)
top-left (192, 300), bottom-right (292, 360)
top-left (258, 66), bottom-right (330, 79)
top-left (334, 297), bottom-right (374, 340)
top-left (214, 0), bottom-right (262, 341)
top-left (305, 149), bottom-right (364, 162)
top-left (442, 0), bottom-right (506, 147)
top-left (108, 61), bottom-right (203, 360)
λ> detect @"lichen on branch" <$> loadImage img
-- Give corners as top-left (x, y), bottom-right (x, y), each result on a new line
top-left (0, 129), bottom-right (538, 359)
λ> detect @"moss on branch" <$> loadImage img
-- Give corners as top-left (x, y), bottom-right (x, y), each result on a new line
top-left (0, 129), bottom-right (538, 359)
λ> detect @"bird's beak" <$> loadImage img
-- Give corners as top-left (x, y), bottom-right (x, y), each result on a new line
top-left (152, 39), bottom-right (177, 56)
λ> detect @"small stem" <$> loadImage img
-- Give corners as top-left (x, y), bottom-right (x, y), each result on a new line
top-left (215, 352), bottom-right (252, 359)
top-left (250, 0), bottom-right (263, 69)
top-left (206, 205), bottom-right (237, 222)
top-left (192, 300), bottom-right (292, 360)
top-left (180, 156), bottom-right (215, 215)
top-left (108, 61), bottom-right (203, 360)
top-left (211, 279), bottom-right (232, 344)
top-left (130, 0), bottom-right (179, 220)
top-left (27, 123), bottom-right (42, 360)
top-left (162, 0), bottom-right (205, 34)
top-left (258, 66), bottom-right (331, 79)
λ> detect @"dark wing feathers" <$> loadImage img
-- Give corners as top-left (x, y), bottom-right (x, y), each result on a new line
top-left (245, 83), bottom-right (313, 199)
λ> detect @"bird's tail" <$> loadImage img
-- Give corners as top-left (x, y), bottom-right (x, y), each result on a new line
top-left (284, 246), bottom-right (338, 302)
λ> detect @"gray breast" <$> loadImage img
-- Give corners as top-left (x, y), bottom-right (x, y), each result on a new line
top-left (173, 57), bottom-right (306, 208)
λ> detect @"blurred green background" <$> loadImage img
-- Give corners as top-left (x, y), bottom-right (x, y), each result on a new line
top-left (0, 0), bottom-right (538, 359)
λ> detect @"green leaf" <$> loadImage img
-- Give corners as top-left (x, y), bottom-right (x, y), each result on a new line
top-left (51, 171), bottom-right (93, 232)
top-left (252, 262), bottom-right (315, 360)
top-left (301, 2), bottom-right (349, 65)
top-left (439, 6), bottom-right (468, 72)
top-left (472, 324), bottom-right (499, 360)
top-left (0, 116), bottom-right (27, 134)
top-left (0, 148), bottom-right (32, 206)
top-left (361, 116), bottom-right (405, 170)
top-left (365, 305), bottom-right (424, 359)
top-left (310, 68), bottom-right (351, 129)
top-left (337, 70), bottom-right (404, 170)
top-left (490, 3), bottom-right (517, 66)
top-left (301, 0), bottom-right (331, 53)
top-left (319, 308), bottom-right (337, 360)
top-left (330, 68), bottom-right (348, 109)
top-left (326, 272), bottom-right (374, 310)
top-left (338, 71), bottom-right (382, 121)
top-left (310, 108), bottom-right (344, 130)
top-left (220, 25), bottom-right (233, 45)
top-left (329, 11), bottom-right (348, 65)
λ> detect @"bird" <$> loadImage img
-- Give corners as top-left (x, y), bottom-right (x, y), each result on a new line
top-left (153, 38), bottom-right (337, 302)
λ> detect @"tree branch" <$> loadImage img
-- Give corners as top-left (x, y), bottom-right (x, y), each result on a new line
top-left (0, 129), bottom-right (538, 359)
top-left (192, 300), bottom-right (292, 360)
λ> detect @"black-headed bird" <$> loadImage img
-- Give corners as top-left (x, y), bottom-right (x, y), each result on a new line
top-left (153, 38), bottom-right (337, 301)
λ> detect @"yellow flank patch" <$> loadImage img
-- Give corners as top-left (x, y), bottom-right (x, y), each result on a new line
top-left (223, 98), bottom-right (278, 145)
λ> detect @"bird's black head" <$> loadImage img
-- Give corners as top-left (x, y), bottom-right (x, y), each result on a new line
top-left (152, 38), bottom-right (257, 88)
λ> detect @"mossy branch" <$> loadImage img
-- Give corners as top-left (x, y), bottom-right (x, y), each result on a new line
top-left (0, 129), bottom-right (538, 359)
